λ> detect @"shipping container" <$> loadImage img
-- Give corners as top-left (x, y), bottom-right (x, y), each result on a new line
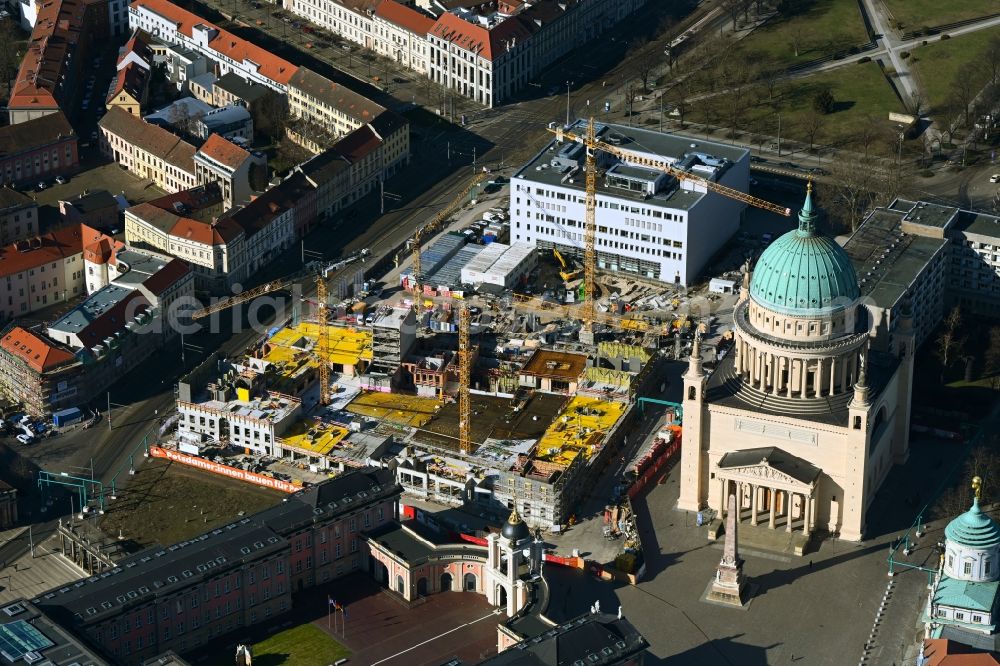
top-left (52, 407), bottom-right (83, 427)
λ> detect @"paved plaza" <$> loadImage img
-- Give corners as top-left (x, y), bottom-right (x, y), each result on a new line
top-left (202, 574), bottom-right (504, 666)
top-left (0, 530), bottom-right (88, 606)
top-left (538, 434), bottom-right (962, 665)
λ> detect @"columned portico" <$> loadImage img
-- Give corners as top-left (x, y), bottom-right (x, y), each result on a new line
top-left (715, 447), bottom-right (820, 536)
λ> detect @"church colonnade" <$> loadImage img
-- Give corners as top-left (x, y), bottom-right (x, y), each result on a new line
top-left (716, 475), bottom-right (816, 537)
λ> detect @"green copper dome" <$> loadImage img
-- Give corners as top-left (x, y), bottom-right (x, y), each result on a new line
top-left (945, 498), bottom-right (1000, 549)
top-left (749, 185), bottom-right (860, 315)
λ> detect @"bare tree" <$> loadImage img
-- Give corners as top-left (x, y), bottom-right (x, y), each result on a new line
top-left (936, 483), bottom-right (970, 520)
top-left (0, 22), bottom-right (19, 93)
top-left (257, 93), bottom-right (289, 142)
top-left (984, 35), bottom-right (1000, 87)
top-left (722, 0), bottom-right (742, 29)
top-left (721, 60), bottom-right (756, 138)
top-left (827, 160), bottom-right (873, 232)
top-left (167, 103), bottom-right (192, 134)
top-left (790, 24), bottom-right (805, 57)
top-left (936, 305), bottom-right (965, 377)
top-left (800, 110), bottom-right (825, 151)
top-left (984, 326), bottom-right (1000, 389)
top-left (632, 42), bottom-right (659, 93)
top-left (669, 77), bottom-right (691, 127)
top-left (759, 65), bottom-right (782, 104)
top-left (951, 74), bottom-right (979, 127)
top-left (854, 115), bottom-right (880, 159)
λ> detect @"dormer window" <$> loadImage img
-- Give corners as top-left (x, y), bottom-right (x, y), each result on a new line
top-left (986, 560), bottom-right (992, 576)
top-left (965, 561), bottom-right (973, 575)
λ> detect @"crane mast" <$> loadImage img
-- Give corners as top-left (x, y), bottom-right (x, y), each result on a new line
top-left (583, 119), bottom-right (597, 331)
top-left (410, 173), bottom-right (488, 296)
top-left (315, 274), bottom-right (330, 406)
top-left (458, 304), bottom-right (472, 454)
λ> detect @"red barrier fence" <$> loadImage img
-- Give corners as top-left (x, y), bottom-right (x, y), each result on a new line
top-left (149, 446), bottom-right (301, 493)
top-left (627, 434), bottom-right (681, 499)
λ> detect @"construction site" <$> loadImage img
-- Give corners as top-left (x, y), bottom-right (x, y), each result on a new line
top-left (155, 118), bottom-right (791, 538)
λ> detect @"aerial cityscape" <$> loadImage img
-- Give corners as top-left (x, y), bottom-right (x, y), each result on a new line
top-left (0, 0), bottom-right (998, 663)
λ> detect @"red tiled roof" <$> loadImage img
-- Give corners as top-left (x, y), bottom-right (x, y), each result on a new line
top-left (197, 133), bottom-right (250, 170)
top-left (332, 125), bottom-right (382, 163)
top-left (0, 327), bottom-right (75, 373)
top-left (374, 0), bottom-right (434, 35)
top-left (83, 238), bottom-right (113, 264)
top-left (76, 290), bottom-right (150, 348)
top-left (428, 11), bottom-right (534, 61)
top-left (923, 639), bottom-right (1000, 666)
top-left (0, 225), bottom-right (85, 278)
top-left (8, 0), bottom-right (95, 110)
top-left (142, 258), bottom-right (191, 296)
top-left (127, 183), bottom-right (241, 245)
top-left (129, 0), bottom-right (299, 84)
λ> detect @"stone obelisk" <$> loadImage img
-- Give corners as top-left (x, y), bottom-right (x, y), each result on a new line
top-left (708, 493), bottom-right (746, 605)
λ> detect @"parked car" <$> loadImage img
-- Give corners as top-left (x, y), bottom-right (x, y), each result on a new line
top-left (55, 175), bottom-right (68, 185)
top-left (16, 434), bottom-right (33, 445)
top-left (990, 174), bottom-right (1000, 183)
top-left (36, 181), bottom-right (47, 191)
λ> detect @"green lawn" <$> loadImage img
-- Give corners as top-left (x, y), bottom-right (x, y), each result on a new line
top-left (735, 0), bottom-right (869, 67)
top-left (249, 623), bottom-right (350, 666)
top-left (690, 62), bottom-right (904, 149)
top-left (909, 30), bottom-right (998, 113)
top-left (882, 0), bottom-right (999, 32)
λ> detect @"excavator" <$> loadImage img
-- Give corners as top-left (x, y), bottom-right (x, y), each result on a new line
top-left (553, 248), bottom-right (581, 282)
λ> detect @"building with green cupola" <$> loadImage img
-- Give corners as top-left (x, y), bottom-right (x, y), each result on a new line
top-left (678, 184), bottom-right (915, 545)
top-left (925, 481), bottom-right (1000, 647)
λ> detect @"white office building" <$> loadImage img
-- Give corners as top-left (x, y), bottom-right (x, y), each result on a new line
top-left (510, 121), bottom-right (750, 285)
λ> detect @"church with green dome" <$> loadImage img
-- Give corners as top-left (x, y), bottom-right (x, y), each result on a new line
top-left (678, 184), bottom-right (916, 544)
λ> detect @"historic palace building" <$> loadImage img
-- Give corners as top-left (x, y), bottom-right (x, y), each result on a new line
top-left (679, 185), bottom-right (915, 543)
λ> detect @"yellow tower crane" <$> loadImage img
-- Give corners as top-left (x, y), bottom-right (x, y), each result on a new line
top-left (409, 173), bottom-right (489, 296)
top-left (548, 119), bottom-right (792, 330)
top-left (457, 303), bottom-right (473, 454)
top-left (315, 273), bottom-right (331, 406)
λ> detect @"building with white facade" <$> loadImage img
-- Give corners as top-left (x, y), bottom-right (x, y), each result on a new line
top-left (178, 387), bottom-right (302, 454)
top-left (0, 225), bottom-right (91, 322)
top-left (99, 106), bottom-right (198, 194)
top-left (511, 121), bottom-right (749, 285)
top-left (282, 0), bottom-right (645, 107)
top-left (125, 182), bottom-right (294, 295)
top-left (129, 0), bottom-right (299, 92)
top-left (372, 0), bottom-right (434, 74)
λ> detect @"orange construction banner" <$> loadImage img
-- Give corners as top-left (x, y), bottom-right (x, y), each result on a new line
top-left (149, 446), bottom-right (301, 493)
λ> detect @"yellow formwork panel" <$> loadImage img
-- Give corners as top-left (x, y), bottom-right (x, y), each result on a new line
top-left (533, 396), bottom-right (626, 467)
top-left (280, 419), bottom-right (351, 455)
top-left (264, 322), bottom-right (373, 368)
top-left (346, 392), bottom-right (443, 427)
